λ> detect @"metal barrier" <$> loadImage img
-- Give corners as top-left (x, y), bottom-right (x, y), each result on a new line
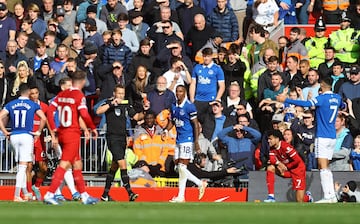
top-left (0, 130), bottom-right (109, 174)
top-left (0, 130), bottom-right (250, 189)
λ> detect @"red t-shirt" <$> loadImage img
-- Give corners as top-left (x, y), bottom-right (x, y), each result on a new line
top-left (269, 141), bottom-right (304, 170)
top-left (48, 87), bottom-right (95, 134)
top-left (33, 101), bottom-right (48, 131)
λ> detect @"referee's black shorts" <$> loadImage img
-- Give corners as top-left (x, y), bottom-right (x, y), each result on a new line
top-left (106, 136), bottom-right (127, 161)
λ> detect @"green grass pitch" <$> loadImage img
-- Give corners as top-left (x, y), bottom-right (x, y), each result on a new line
top-left (0, 201), bottom-right (359, 224)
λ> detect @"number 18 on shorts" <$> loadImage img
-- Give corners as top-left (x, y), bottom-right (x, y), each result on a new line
top-left (175, 142), bottom-right (194, 160)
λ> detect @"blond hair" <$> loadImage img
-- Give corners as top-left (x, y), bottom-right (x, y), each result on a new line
top-left (12, 61), bottom-right (30, 96)
top-left (134, 65), bottom-right (149, 94)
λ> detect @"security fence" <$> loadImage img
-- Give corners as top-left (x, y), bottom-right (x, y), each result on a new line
top-left (0, 130), bottom-right (249, 188)
top-left (0, 130), bottom-right (109, 174)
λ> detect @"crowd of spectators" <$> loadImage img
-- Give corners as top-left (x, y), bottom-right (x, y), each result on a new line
top-left (0, 0), bottom-right (360, 185)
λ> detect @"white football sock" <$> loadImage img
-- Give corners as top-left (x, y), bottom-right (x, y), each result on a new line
top-left (327, 169), bottom-right (335, 198)
top-left (64, 169), bottom-right (77, 195)
top-left (184, 168), bottom-right (202, 186)
top-left (44, 192), bottom-right (54, 199)
top-left (320, 169), bottom-right (335, 199)
top-left (15, 164), bottom-right (27, 197)
top-left (177, 164), bottom-right (187, 199)
top-left (81, 192), bottom-right (89, 202)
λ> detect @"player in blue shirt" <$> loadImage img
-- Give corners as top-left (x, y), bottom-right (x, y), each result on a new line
top-left (277, 77), bottom-right (344, 203)
top-left (0, 83), bottom-right (46, 202)
top-left (189, 47), bottom-right (225, 117)
top-left (167, 85), bottom-right (208, 203)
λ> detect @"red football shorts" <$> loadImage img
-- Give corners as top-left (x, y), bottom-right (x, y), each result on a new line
top-left (285, 163), bottom-right (306, 190)
top-left (58, 132), bottom-right (81, 163)
top-left (34, 136), bottom-right (46, 162)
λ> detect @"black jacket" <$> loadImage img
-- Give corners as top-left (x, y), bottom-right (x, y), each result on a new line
top-left (221, 60), bottom-right (247, 99)
top-left (127, 50), bottom-right (159, 83)
top-left (146, 25), bottom-right (184, 54)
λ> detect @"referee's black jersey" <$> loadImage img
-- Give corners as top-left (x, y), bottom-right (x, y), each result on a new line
top-left (103, 99), bottom-right (136, 136)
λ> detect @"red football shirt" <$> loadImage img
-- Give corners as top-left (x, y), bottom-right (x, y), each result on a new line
top-left (33, 101), bottom-right (48, 131)
top-left (269, 141), bottom-right (304, 170)
top-left (48, 87), bottom-right (95, 134)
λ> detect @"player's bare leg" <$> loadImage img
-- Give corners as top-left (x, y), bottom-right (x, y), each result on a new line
top-left (296, 190), bottom-right (305, 202)
top-left (32, 161), bottom-right (47, 200)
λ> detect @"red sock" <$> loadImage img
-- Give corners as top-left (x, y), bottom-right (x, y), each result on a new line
top-left (73, 169), bottom-right (86, 193)
top-left (27, 181), bottom-right (32, 193)
top-left (266, 170), bottom-right (275, 195)
top-left (35, 178), bottom-right (44, 187)
top-left (303, 195), bottom-right (310, 202)
top-left (48, 167), bottom-right (66, 193)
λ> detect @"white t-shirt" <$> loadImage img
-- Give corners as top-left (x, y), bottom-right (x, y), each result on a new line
top-left (162, 70), bottom-right (188, 93)
top-left (252, 0), bottom-right (279, 26)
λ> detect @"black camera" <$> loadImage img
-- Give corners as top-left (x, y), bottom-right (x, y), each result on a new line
top-left (226, 158), bottom-right (248, 170)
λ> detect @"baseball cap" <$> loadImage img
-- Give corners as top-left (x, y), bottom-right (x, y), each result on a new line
top-left (211, 31), bottom-right (223, 39)
top-left (341, 10), bottom-right (351, 22)
top-left (129, 10), bottom-right (143, 19)
top-left (272, 113), bottom-right (284, 123)
top-left (86, 5), bottom-right (97, 14)
top-left (85, 17), bottom-right (96, 27)
top-left (350, 65), bottom-right (359, 74)
top-left (209, 99), bottom-right (223, 106)
top-left (83, 42), bottom-right (98, 55)
top-left (0, 3), bottom-right (7, 11)
top-left (41, 59), bottom-right (50, 67)
top-left (56, 7), bottom-right (65, 16)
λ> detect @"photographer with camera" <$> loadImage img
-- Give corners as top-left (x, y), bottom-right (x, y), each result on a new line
top-left (187, 153), bottom-right (239, 187)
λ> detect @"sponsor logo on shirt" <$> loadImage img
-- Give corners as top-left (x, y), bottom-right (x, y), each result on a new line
top-left (198, 75), bottom-right (211, 84)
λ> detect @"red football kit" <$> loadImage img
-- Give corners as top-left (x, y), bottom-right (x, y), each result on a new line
top-left (47, 87), bottom-right (95, 163)
top-left (33, 101), bottom-right (48, 162)
top-left (269, 141), bottom-right (306, 190)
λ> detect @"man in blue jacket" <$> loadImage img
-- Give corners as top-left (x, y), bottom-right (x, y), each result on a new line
top-left (217, 114), bottom-right (261, 171)
top-left (207, 0), bottom-right (239, 42)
